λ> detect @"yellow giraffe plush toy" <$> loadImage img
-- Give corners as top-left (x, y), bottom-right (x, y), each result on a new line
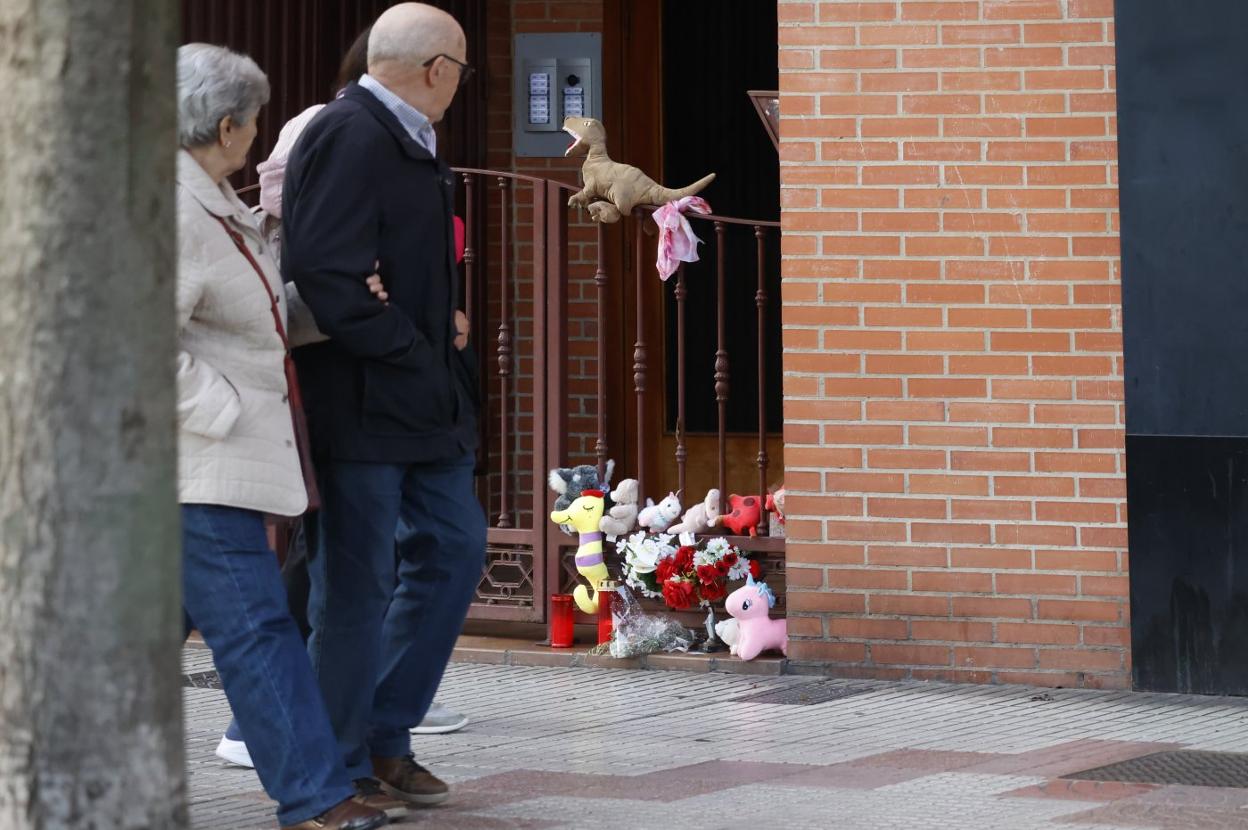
top-left (550, 488), bottom-right (609, 614)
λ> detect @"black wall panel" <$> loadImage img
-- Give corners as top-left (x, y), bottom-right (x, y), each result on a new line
top-left (1127, 436), bottom-right (1248, 694)
top-left (1117, 0), bottom-right (1248, 694)
top-left (1116, 0), bottom-right (1248, 438)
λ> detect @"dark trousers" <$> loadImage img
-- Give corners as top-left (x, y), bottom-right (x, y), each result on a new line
top-left (223, 521), bottom-right (421, 744)
top-left (183, 505), bottom-right (354, 825)
top-left (281, 519), bottom-right (405, 637)
top-left (224, 521), bottom-right (314, 744)
top-left (306, 454), bottom-right (486, 779)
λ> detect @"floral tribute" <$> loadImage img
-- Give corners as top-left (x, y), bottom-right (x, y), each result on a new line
top-left (617, 532), bottom-right (758, 611)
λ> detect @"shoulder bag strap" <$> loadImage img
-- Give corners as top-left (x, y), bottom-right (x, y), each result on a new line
top-left (211, 214), bottom-right (321, 512)
top-left (212, 216), bottom-right (290, 349)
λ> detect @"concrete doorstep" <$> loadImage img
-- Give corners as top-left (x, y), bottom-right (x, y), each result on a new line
top-left (450, 633), bottom-right (792, 677)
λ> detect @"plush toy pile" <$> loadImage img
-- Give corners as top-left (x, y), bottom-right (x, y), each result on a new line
top-left (547, 463), bottom-right (786, 659)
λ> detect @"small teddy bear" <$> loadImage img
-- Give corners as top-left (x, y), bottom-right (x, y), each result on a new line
top-left (668, 488), bottom-right (721, 536)
top-left (637, 491), bottom-right (682, 533)
top-left (599, 478), bottom-right (640, 539)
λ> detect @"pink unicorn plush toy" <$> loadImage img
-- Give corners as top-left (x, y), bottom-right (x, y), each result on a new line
top-left (723, 575), bottom-right (787, 660)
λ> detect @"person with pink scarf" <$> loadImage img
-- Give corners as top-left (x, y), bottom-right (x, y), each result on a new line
top-left (255, 109), bottom-right (465, 269)
top-left (253, 28), bottom-right (465, 271)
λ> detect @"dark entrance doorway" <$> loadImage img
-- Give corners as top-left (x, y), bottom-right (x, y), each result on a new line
top-left (658, 0), bottom-right (782, 500)
top-left (1116, 0), bottom-right (1248, 695)
top-left (608, 0), bottom-right (783, 504)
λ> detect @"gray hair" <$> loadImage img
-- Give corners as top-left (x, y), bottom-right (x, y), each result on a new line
top-left (177, 44), bottom-right (270, 148)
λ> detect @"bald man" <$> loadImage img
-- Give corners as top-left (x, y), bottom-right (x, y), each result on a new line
top-left (283, 3), bottom-right (482, 809)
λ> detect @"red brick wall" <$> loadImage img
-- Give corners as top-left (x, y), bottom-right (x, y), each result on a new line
top-left (481, 1), bottom-right (604, 499)
top-left (476, 0), bottom-right (604, 527)
top-left (778, 0), bottom-right (1127, 688)
top-left (508, 2), bottom-right (607, 472)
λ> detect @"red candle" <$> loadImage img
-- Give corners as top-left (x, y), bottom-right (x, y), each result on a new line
top-left (550, 594), bottom-right (574, 648)
top-left (597, 580), bottom-right (618, 645)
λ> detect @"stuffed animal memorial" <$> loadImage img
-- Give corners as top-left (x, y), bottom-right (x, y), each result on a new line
top-left (715, 494), bottom-right (763, 537)
top-left (765, 484), bottom-right (786, 538)
top-left (668, 488), bottom-right (721, 536)
top-left (599, 478), bottom-right (640, 539)
top-left (637, 491), bottom-right (682, 533)
top-left (723, 575), bottom-right (787, 661)
top-left (550, 489), bottom-right (610, 614)
top-left (548, 460), bottom-right (614, 512)
top-left (563, 117), bottom-right (715, 224)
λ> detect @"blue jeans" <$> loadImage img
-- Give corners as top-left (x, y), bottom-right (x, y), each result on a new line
top-left (182, 505), bottom-right (355, 825)
top-left (306, 455), bottom-right (486, 779)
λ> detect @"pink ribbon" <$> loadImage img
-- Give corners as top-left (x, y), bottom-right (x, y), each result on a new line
top-left (653, 196), bottom-right (712, 281)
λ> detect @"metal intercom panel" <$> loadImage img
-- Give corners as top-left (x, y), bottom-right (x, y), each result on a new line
top-left (513, 33), bottom-right (602, 158)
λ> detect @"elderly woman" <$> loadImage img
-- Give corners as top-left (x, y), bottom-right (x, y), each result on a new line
top-left (175, 44), bottom-right (389, 830)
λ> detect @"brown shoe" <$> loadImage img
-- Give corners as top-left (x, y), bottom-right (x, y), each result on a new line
top-left (371, 754), bottom-right (450, 806)
top-left (353, 778), bottom-right (409, 819)
top-left (280, 797), bottom-right (389, 830)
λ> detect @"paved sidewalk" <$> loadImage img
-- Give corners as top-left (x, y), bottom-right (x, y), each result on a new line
top-left (184, 647), bottom-right (1248, 829)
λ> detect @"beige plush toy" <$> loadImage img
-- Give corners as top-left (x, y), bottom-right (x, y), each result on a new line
top-left (599, 478), bottom-right (640, 539)
top-left (668, 488), bottom-right (721, 536)
top-left (563, 117), bottom-right (716, 223)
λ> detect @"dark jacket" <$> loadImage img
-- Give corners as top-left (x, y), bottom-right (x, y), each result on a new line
top-left (282, 83), bottom-right (478, 463)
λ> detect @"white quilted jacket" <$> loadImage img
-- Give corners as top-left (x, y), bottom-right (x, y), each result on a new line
top-left (176, 150), bottom-right (311, 517)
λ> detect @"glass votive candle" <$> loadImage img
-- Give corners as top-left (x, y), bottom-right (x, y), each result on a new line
top-left (550, 594), bottom-right (575, 648)
top-left (597, 580), bottom-right (619, 645)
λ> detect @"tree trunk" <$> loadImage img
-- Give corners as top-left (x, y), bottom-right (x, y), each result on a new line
top-left (0, 1), bottom-right (185, 828)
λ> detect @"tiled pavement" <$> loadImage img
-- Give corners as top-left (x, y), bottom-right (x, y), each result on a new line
top-left (184, 647), bottom-right (1248, 829)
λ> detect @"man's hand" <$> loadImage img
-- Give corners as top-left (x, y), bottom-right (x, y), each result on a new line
top-left (366, 274), bottom-right (388, 303)
top-left (454, 309), bottom-right (469, 351)
top-left (367, 261), bottom-right (388, 304)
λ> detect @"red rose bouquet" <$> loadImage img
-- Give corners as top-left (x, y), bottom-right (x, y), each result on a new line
top-left (619, 532), bottom-right (751, 611)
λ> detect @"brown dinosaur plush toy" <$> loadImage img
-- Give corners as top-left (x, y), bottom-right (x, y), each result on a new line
top-left (563, 116), bottom-right (716, 223)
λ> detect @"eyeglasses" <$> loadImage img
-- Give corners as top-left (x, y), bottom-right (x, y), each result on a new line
top-left (422, 53), bottom-right (475, 87)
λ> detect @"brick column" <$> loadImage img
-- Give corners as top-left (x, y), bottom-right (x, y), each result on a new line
top-left (779, 0), bottom-right (1127, 687)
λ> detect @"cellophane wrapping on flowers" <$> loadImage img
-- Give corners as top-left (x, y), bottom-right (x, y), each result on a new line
top-left (608, 586), bottom-right (694, 659)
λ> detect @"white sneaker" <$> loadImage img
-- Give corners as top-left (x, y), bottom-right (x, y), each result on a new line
top-left (411, 702), bottom-right (469, 735)
top-left (214, 735), bottom-right (254, 768)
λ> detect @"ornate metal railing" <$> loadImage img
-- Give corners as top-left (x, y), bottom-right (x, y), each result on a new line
top-left (454, 170), bottom-right (551, 621)
top-left (457, 171), bottom-right (785, 624)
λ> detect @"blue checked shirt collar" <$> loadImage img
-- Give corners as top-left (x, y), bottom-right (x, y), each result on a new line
top-left (358, 73), bottom-right (437, 156)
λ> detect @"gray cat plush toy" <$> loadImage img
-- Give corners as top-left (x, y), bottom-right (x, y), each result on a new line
top-left (548, 460), bottom-right (615, 511)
